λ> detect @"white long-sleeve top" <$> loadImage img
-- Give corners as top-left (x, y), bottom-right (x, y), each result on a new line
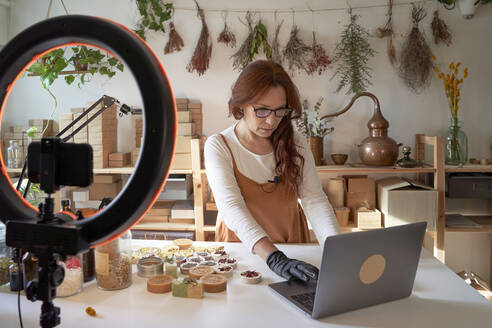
top-left (204, 124), bottom-right (340, 253)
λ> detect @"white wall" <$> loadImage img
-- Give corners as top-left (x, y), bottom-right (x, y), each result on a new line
top-left (2, 0), bottom-right (492, 280)
top-left (0, 3), bottom-right (9, 46)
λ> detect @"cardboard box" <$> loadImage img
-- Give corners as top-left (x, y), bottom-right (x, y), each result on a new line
top-left (109, 152), bottom-right (131, 164)
top-left (334, 207), bottom-right (350, 226)
top-left (345, 176), bottom-right (375, 223)
top-left (141, 215), bottom-right (170, 223)
top-left (177, 111), bottom-right (192, 123)
top-left (324, 178), bottom-right (345, 208)
top-left (377, 177), bottom-right (437, 231)
top-left (159, 175), bottom-right (193, 200)
top-left (171, 199), bottom-right (194, 218)
top-left (169, 218), bottom-right (195, 224)
top-left (74, 200), bottom-right (101, 209)
top-left (170, 153), bottom-right (192, 170)
top-left (177, 123), bottom-right (194, 136)
top-left (94, 175), bottom-right (121, 184)
top-left (89, 181), bottom-right (122, 200)
top-left (132, 148), bottom-right (140, 166)
top-left (357, 208), bottom-right (382, 229)
top-left (175, 136), bottom-right (192, 153)
top-left (72, 188), bottom-right (90, 202)
top-left (188, 102), bottom-right (202, 109)
top-left (148, 201), bottom-right (175, 216)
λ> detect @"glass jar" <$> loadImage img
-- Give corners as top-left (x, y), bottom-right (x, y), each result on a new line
top-left (57, 255), bottom-right (83, 297)
top-left (0, 223), bottom-right (12, 287)
top-left (22, 252), bottom-right (39, 291)
top-left (95, 230), bottom-right (132, 290)
top-left (9, 261), bottom-right (23, 291)
top-left (445, 117), bottom-right (468, 165)
top-left (7, 140), bottom-right (22, 168)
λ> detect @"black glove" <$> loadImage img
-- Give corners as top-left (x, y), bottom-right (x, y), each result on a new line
top-left (266, 250), bottom-right (319, 282)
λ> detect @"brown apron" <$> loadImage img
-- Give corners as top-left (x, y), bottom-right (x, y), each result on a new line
top-left (215, 134), bottom-right (310, 243)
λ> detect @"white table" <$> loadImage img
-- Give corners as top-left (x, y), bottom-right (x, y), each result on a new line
top-left (1, 241), bottom-right (492, 328)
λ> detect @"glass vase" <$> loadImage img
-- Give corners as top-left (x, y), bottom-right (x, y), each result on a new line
top-left (445, 118), bottom-right (468, 165)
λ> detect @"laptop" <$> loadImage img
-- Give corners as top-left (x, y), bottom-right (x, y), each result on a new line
top-left (268, 221), bottom-right (427, 319)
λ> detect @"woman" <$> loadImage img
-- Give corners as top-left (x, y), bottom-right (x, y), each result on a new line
top-left (204, 60), bottom-right (340, 282)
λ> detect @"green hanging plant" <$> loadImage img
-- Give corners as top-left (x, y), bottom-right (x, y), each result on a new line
top-left (331, 14), bottom-right (376, 95)
top-left (231, 12), bottom-right (272, 71)
top-left (133, 0), bottom-right (174, 40)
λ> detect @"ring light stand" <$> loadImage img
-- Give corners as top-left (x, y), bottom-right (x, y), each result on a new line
top-left (0, 16), bottom-right (176, 327)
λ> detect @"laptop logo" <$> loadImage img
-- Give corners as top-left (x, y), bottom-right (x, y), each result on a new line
top-left (359, 254), bottom-right (386, 284)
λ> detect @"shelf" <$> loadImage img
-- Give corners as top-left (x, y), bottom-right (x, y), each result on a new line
top-left (27, 70), bottom-right (91, 77)
top-left (132, 222), bottom-right (196, 231)
top-left (131, 222), bottom-right (216, 232)
top-left (5, 167), bottom-right (192, 175)
top-left (445, 165), bottom-right (492, 173)
top-left (445, 216), bottom-right (492, 233)
top-left (315, 163), bottom-right (436, 174)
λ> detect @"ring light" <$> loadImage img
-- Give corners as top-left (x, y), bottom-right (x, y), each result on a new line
top-left (0, 15), bottom-right (177, 252)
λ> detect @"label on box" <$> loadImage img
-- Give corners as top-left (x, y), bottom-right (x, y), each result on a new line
top-left (95, 251), bottom-right (109, 275)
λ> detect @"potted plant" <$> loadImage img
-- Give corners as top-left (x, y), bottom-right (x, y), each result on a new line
top-left (295, 97), bottom-right (334, 165)
top-left (134, 0), bottom-right (174, 40)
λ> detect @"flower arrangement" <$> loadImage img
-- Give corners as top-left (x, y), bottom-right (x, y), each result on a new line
top-left (296, 97), bottom-right (334, 138)
top-left (433, 56), bottom-right (468, 120)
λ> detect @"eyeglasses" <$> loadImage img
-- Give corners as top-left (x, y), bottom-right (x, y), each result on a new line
top-left (252, 106), bottom-right (292, 118)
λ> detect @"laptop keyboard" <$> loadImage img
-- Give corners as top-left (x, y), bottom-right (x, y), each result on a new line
top-left (291, 291), bottom-right (316, 312)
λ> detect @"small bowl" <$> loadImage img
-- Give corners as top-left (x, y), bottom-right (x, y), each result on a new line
top-left (331, 154), bottom-right (348, 165)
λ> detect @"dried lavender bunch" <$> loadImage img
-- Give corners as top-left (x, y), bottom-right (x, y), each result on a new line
top-left (271, 20), bottom-right (284, 65)
top-left (399, 4), bottom-right (433, 93)
top-left (306, 32), bottom-right (331, 75)
top-left (283, 25), bottom-right (312, 74)
top-left (186, 1), bottom-right (212, 76)
top-left (231, 12), bottom-right (255, 71)
top-left (331, 14), bottom-right (376, 95)
top-left (164, 22), bottom-right (184, 54)
top-left (217, 21), bottom-right (236, 48)
top-left (431, 10), bottom-right (452, 46)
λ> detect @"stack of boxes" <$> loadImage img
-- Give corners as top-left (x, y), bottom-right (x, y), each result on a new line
top-left (87, 103), bottom-right (118, 169)
top-left (59, 114), bottom-right (74, 142)
top-left (88, 175), bottom-right (122, 202)
top-left (71, 108), bottom-right (88, 144)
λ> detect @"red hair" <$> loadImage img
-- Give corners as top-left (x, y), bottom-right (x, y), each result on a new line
top-left (229, 60), bottom-right (304, 192)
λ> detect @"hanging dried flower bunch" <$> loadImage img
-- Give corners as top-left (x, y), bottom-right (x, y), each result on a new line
top-left (217, 16), bottom-right (236, 48)
top-left (231, 12), bottom-right (255, 70)
top-left (431, 10), bottom-right (452, 46)
top-left (306, 32), bottom-right (331, 75)
top-left (231, 12), bottom-right (272, 71)
top-left (376, 0), bottom-right (396, 66)
top-left (186, 1), bottom-right (212, 76)
top-left (399, 4), bottom-right (433, 93)
top-left (331, 13), bottom-right (376, 95)
top-left (271, 20), bottom-right (284, 65)
top-left (164, 22), bottom-right (184, 54)
top-left (283, 25), bottom-right (312, 74)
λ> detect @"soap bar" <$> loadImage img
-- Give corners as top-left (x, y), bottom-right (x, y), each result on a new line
top-left (147, 274), bottom-right (174, 293)
top-left (189, 266), bottom-right (215, 280)
top-left (172, 277), bottom-right (203, 299)
top-left (201, 274), bottom-right (227, 293)
top-left (165, 262), bottom-right (178, 279)
top-left (173, 239), bottom-right (193, 250)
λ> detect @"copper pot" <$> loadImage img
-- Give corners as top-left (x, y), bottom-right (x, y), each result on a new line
top-left (321, 92), bottom-right (402, 166)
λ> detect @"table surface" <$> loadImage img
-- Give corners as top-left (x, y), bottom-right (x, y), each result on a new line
top-left (1, 241), bottom-right (492, 328)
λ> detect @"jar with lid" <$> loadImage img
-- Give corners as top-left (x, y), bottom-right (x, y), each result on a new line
top-left (22, 252), bottom-right (39, 291)
top-left (95, 230), bottom-right (132, 290)
top-left (57, 254), bottom-right (83, 297)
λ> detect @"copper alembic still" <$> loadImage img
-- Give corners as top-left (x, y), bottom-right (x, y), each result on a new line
top-left (321, 92), bottom-right (402, 166)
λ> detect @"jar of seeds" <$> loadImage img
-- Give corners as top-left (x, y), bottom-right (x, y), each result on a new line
top-left (95, 230), bottom-right (132, 290)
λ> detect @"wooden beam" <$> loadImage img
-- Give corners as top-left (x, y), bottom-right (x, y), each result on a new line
top-left (433, 136), bottom-right (446, 263)
top-left (415, 133), bottom-right (425, 183)
top-left (191, 139), bottom-right (205, 241)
